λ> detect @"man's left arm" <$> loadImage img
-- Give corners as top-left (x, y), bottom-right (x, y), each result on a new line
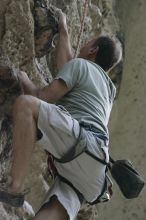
top-left (37, 79), bottom-right (69, 103)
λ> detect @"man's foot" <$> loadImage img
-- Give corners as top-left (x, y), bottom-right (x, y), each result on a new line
top-left (0, 179), bottom-right (29, 207)
top-left (0, 187), bottom-right (25, 207)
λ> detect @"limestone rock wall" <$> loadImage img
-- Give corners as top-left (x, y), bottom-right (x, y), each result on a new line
top-left (0, 0), bottom-right (137, 220)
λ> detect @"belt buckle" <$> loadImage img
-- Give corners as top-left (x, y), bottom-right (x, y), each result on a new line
top-left (89, 124), bottom-right (93, 131)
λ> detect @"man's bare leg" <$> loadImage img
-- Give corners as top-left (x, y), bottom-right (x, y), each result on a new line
top-left (34, 195), bottom-right (69, 220)
top-left (8, 94), bottom-right (40, 193)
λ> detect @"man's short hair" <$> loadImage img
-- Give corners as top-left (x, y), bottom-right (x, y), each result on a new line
top-left (93, 35), bottom-right (122, 71)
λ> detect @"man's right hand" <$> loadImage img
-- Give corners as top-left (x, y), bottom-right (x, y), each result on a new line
top-left (58, 10), bottom-right (68, 34)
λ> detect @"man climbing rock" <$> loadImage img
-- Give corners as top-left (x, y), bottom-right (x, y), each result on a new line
top-left (0, 11), bottom-right (122, 220)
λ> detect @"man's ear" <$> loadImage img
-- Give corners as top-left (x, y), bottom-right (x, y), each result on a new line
top-left (89, 46), bottom-right (99, 58)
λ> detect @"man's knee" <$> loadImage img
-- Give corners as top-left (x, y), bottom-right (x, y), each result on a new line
top-left (33, 196), bottom-right (69, 220)
top-left (12, 95), bottom-right (40, 120)
top-left (13, 95), bottom-right (33, 113)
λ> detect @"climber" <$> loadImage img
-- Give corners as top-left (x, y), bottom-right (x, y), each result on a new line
top-left (0, 10), bottom-right (122, 220)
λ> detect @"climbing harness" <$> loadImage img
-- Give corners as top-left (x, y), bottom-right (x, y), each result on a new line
top-left (74, 0), bottom-right (89, 58)
top-left (47, 126), bottom-right (113, 204)
top-left (46, 123), bottom-right (145, 204)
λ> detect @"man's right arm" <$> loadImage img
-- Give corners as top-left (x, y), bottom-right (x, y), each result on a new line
top-left (56, 11), bottom-right (74, 70)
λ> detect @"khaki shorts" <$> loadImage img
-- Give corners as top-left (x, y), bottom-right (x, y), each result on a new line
top-left (37, 101), bottom-right (107, 220)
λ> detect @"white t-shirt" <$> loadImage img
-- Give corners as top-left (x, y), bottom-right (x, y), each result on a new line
top-left (55, 58), bottom-right (116, 139)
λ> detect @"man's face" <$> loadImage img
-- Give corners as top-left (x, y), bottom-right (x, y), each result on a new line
top-left (78, 38), bottom-right (98, 59)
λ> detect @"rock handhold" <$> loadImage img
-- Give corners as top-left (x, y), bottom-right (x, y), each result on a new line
top-left (33, 0), bottom-right (59, 58)
top-left (0, 65), bottom-right (22, 118)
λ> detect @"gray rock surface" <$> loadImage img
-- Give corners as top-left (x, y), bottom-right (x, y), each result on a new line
top-left (1, 0), bottom-right (145, 219)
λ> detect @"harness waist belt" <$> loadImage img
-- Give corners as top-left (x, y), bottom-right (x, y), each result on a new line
top-left (79, 122), bottom-right (108, 146)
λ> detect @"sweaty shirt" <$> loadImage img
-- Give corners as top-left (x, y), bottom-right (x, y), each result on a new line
top-left (55, 58), bottom-right (116, 139)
